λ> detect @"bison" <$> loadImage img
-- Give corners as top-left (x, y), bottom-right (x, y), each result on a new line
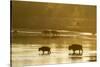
top-left (68, 44), bottom-right (83, 55)
top-left (38, 46), bottom-right (51, 55)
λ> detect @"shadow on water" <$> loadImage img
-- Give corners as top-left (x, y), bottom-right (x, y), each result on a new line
top-left (69, 53), bottom-right (83, 55)
top-left (39, 53), bottom-right (51, 56)
top-left (69, 54), bottom-right (83, 61)
top-left (69, 54), bottom-right (96, 62)
top-left (88, 56), bottom-right (96, 62)
top-left (69, 56), bottom-right (82, 61)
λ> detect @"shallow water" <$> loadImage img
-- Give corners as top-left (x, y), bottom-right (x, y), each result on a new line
top-left (11, 35), bottom-right (96, 67)
top-left (11, 43), bottom-right (96, 67)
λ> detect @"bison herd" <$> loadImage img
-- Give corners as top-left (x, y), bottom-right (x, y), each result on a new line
top-left (38, 44), bottom-right (83, 55)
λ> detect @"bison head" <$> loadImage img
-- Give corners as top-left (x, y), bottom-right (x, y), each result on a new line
top-left (68, 46), bottom-right (72, 50)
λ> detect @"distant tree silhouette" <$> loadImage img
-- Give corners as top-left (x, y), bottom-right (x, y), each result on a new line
top-left (42, 30), bottom-right (59, 37)
top-left (42, 30), bottom-right (52, 37)
top-left (51, 30), bottom-right (58, 37)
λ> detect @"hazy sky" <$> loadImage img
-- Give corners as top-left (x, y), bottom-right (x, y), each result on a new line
top-left (11, 1), bottom-right (96, 33)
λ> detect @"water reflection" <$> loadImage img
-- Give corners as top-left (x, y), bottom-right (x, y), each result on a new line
top-left (12, 43), bottom-right (96, 67)
top-left (69, 56), bottom-right (82, 63)
top-left (88, 56), bottom-right (96, 62)
top-left (11, 34), bottom-right (96, 67)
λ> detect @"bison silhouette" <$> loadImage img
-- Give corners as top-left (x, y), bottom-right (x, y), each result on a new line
top-left (38, 46), bottom-right (51, 55)
top-left (68, 44), bottom-right (83, 55)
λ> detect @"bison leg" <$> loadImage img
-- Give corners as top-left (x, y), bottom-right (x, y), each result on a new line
top-left (81, 49), bottom-right (83, 54)
top-left (49, 51), bottom-right (51, 54)
top-left (48, 50), bottom-right (51, 54)
top-left (73, 50), bottom-right (75, 55)
top-left (79, 50), bottom-right (80, 54)
top-left (48, 51), bottom-right (49, 54)
top-left (79, 49), bottom-right (83, 55)
top-left (43, 51), bottom-right (44, 55)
